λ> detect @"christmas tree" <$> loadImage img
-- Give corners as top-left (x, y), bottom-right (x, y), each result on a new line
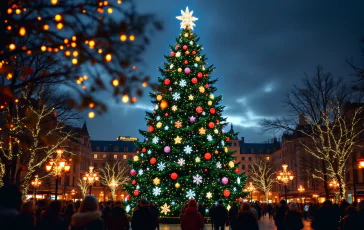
top-left (125, 7), bottom-right (247, 216)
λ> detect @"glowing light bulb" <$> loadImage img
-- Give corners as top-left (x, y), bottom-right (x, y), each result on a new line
top-left (55, 14), bottom-right (62, 21)
top-left (19, 27), bottom-right (26, 36)
top-left (112, 79), bottom-right (119, 86)
top-left (122, 95), bottom-right (129, 103)
top-left (9, 44), bottom-right (16, 50)
top-left (105, 54), bottom-right (112, 62)
top-left (129, 35), bottom-right (135, 41)
top-left (120, 34), bottom-right (127, 42)
top-left (88, 111), bottom-right (95, 119)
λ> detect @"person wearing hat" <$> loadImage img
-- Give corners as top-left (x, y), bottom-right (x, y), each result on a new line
top-left (180, 199), bottom-right (204, 230)
top-left (131, 198), bottom-right (157, 230)
top-left (283, 202), bottom-right (303, 230)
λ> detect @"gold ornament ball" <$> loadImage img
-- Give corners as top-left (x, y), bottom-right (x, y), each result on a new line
top-left (210, 94), bottom-right (215, 100)
top-left (160, 100), bottom-right (168, 109)
top-left (175, 182), bottom-right (180, 188)
top-left (228, 161), bottom-right (234, 168)
top-left (208, 101), bottom-right (212, 106)
top-left (133, 156), bottom-right (140, 162)
top-left (178, 68), bottom-right (182, 73)
top-left (156, 95), bottom-right (162, 101)
top-left (199, 86), bottom-right (205, 93)
top-left (156, 122), bottom-right (162, 128)
top-left (224, 146), bottom-right (228, 153)
top-left (195, 56), bottom-right (200, 62)
top-left (184, 33), bottom-right (189, 37)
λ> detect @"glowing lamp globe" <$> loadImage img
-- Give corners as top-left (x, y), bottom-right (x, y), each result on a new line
top-left (133, 190), bottom-right (139, 196)
top-left (196, 106), bottom-right (203, 114)
top-left (204, 152), bottom-right (212, 160)
top-left (130, 169), bottom-right (137, 176)
top-left (222, 177), bottom-right (229, 185)
top-left (150, 157), bottom-right (156, 165)
top-left (164, 146), bottom-right (171, 153)
top-left (148, 126), bottom-right (154, 132)
top-left (208, 122), bottom-right (215, 128)
top-left (191, 78), bottom-right (198, 84)
top-left (170, 172), bottom-right (178, 180)
top-left (164, 78), bottom-right (170, 85)
top-left (184, 67), bottom-right (191, 74)
top-left (160, 100), bottom-right (168, 110)
top-left (223, 189), bottom-right (230, 197)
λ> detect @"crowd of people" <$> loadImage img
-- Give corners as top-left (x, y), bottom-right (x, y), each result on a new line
top-left (1, 184), bottom-right (364, 230)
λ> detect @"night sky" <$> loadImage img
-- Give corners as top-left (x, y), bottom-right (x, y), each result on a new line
top-left (87, 0), bottom-right (364, 143)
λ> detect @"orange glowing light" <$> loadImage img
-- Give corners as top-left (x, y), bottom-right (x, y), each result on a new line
top-left (9, 44), bottom-right (16, 50)
top-left (122, 95), bottom-right (129, 103)
top-left (129, 35), bottom-right (135, 41)
top-left (56, 23), bottom-right (63, 30)
top-left (105, 54), bottom-right (112, 62)
top-left (55, 14), bottom-right (62, 21)
top-left (112, 79), bottom-right (119, 86)
top-left (41, 46), bottom-right (47, 52)
top-left (120, 34), bottom-right (127, 42)
top-left (19, 27), bottom-right (26, 36)
top-left (72, 58), bottom-right (78, 65)
top-left (44, 24), bottom-right (49, 30)
top-left (88, 112), bottom-right (95, 119)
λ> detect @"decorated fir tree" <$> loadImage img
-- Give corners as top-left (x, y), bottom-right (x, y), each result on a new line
top-left (125, 7), bottom-right (247, 216)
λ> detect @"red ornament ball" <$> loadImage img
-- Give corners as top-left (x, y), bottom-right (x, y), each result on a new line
top-left (197, 72), bottom-right (203, 78)
top-left (191, 78), bottom-right (198, 84)
top-left (184, 60), bottom-right (188, 65)
top-left (237, 197), bottom-right (243, 203)
top-left (142, 147), bottom-right (146, 153)
top-left (164, 113), bottom-right (169, 117)
top-left (150, 157), bottom-right (156, 165)
top-left (214, 151), bottom-right (219, 155)
top-left (192, 51), bottom-right (196, 55)
top-left (204, 168), bottom-right (209, 173)
top-left (226, 137), bottom-right (230, 142)
top-left (167, 69), bottom-right (170, 72)
top-left (164, 78), bottom-right (170, 85)
top-left (205, 84), bottom-right (210, 88)
top-left (170, 51), bottom-right (175, 57)
top-left (204, 152), bottom-right (212, 160)
top-left (132, 180), bottom-right (137, 185)
top-left (148, 126), bottom-right (154, 132)
top-left (210, 108), bottom-right (216, 114)
top-left (223, 189), bottom-right (230, 197)
top-left (196, 106), bottom-right (203, 114)
top-left (183, 45), bottom-right (187, 50)
top-left (130, 169), bottom-right (136, 176)
top-left (175, 44), bottom-right (179, 50)
top-left (205, 74), bottom-right (209, 77)
top-left (208, 122), bottom-right (215, 129)
top-left (134, 190), bottom-right (139, 196)
top-left (170, 172), bottom-right (178, 180)
top-left (235, 168), bottom-right (240, 174)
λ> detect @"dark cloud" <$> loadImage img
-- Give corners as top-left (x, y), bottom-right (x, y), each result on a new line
top-left (87, 0), bottom-right (364, 143)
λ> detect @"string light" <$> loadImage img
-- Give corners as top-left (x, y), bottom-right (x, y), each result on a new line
top-left (88, 111), bottom-right (95, 119)
top-left (19, 27), bottom-right (26, 36)
top-left (122, 95), bottom-right (129, 103)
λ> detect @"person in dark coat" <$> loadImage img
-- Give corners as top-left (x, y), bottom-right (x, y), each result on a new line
top-left (15, 201), bottom-right (36, 230)
top-left (233, 202), bottom-right (259, 230)
top-left (37, 200), bottom-right (68, 230)
top-left (340, 206), bottom-right (357, 230)
top-left (228, 202), bottom-right (239, 230)
top-left (149, 201), bottom-right (160, 230)
top-left (209, 204), bottom-right (216, 230)
top-left (267, 203), bottom-right (273, 219)
top-left (0, 185), bottom-right (22, 230)
top-left (180, 199), bottom-right (204, 230)
top-left (198, 203), bottom-right (206, 221)
top-left (106, 201), bottom-right (129, 230)
top-left (274, 200), bottom-right (288, 230)
top-left (340, 199), bottom-right (350, 218)
top-left (312, 200), bottom-right (340, 230)
top-left (35, 199), bottom-right (47, 226)
top-left (102, 200), bottom-right (112, 223)
top-left (214, 200), bottom-right (228, 230)
top-left (70, 196), bottom-right (104, 230)
top-left (254, 202), bottom-right (262, 221)
top-left (64, 202), bottom-right (74, 227)
top-left (353, 200), bottom-right (364, 226)
top-left (283, 202), bottom-right (303, 230)
top-left (131, 198), bottom-right (157, 230)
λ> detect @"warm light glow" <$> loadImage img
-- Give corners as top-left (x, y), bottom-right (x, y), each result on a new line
top-left (9, 44), bottom-right (16, 50)
top-left (19, 27), bottom-right (26, 36)
top-left (55, 14), bottom-right (62, 21)
top-left (88, 111), bottom-right (95, 119)
top-left (142, 81), bottom-right (147, 87)
top-left (51, 0), bottom-right (58, 5)
top-left (44, 24), bottom-right (49, 30)
top-left (129, 35), bottom-right (135, 41)
top-left (89, 40), bottom-right (95, 48)
top-left (105, 54), bottom-right (112, 62)
top-left (122, 95), bottom-right (129, 103)
top-left (108, 8), bottom-right (113, 14)
top-left (41, 46), bottom-right (47, 52)
top-left (112, 79), bottom-right (119, 86)
top-left (72, 58), bottom-right (78, 65)
top-left (73, 51), bottom-right (79, 57)
top-left (120, 34), bottom-right (127, 42)
top-left (56, 23), bottom-right (64, 30)
top-left (277, 163), bottom-right (294, 184)
top-left (358, 159), bottom-right (364, 169)
top-left (298, 185), bottom-right (305, 193)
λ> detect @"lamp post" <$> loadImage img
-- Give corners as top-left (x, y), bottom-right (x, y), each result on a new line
top-left (247, 182), bottom-right (255, 202)
top-left (298, 185), bottom-right (305, 204)
top-left (71, 189), bottom-right (76, 202)
top-left (276, 163), bottom-right (294, 202)
top-left (45, 148), bottom-right (71, 200)
top-left (83, 166), bottom-right (99, 195)
top-left (328, 178), bottom-right (340, 203)
top-left (30, 175), bottom-right (42, 200)
top-left (354, 158), bottom-right (364, 203)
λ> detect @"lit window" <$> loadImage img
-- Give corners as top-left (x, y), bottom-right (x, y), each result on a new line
top-left (94, 154), bottom-right (98, 159)
top-left (103, 154), bottom-right (106, 158)
top-left (114, 154), bottom-right (117, 159)
top-left (266, 157), bottom-right (270, 161)
top-left (123, 155), bottom-right (127, 160)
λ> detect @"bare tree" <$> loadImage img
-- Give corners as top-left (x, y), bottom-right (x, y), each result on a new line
top-left (77, 178), bottom-right (89, 199)
top-left (261, 66), bottom-right (364, 198)
top-left (99, 161), bottom-right (129, 200)
top-left (249, 157), bottom-right (276, 202)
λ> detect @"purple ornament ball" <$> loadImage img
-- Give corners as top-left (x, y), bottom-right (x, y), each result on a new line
top-left (164, 146), bottom-right (171, 153)
top-left (184, 67), bottom-right (191, 74)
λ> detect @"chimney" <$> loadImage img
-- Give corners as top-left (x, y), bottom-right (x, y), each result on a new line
top-left (298, 113), bottom-right (307, 126)
top-left (241, 137), bottom-right (245, 143)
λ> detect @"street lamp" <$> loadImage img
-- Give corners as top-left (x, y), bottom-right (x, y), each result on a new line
top-left (247, 182), bottom-right (255, 202)
top-left (83, 166), bottom-right (99, 195)
top-left (276, 163), bottom-right (294, 202)
top-left (45, 148), bottom-right (71, 200)
top-left (30, 175), bottom-right (42, 200)
top-left (71, 189), bottom-right (76, 202)
top-left (109, 177), bottom-right (119, 200)
top-left (329, 179), bottom-right (340, 203)
top-left (298, 185), bottom-right (305, 203)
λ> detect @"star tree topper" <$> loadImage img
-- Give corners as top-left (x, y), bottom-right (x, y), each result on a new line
top-left (176, 7), bottom-right (198, 30)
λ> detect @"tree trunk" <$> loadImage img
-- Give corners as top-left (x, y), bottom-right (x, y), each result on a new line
top-left (321, 160), bottom-right (330, 200)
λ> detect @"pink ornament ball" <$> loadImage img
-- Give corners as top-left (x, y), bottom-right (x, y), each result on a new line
top-left (222, 177), bottom-right (229, 185)
top-left (183, 45), bottom-right (188, 50)
top-left (222, 130), bottom-right (225, 134)
top-left (164, 146), bottom-right (171, 153)
top-left (170, 51), bottom-right (175, 57)
top-left (130, 169), bottom-right (137, 176)
top-left (184, 67), bottom-right (191, 74)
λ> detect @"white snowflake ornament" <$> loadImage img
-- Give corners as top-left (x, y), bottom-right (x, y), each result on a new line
top-left (193, 174), bottom-right (203, 184)
top-left (172, 92), bottom-right (181, 101)
top-left (186, 189), bottom-right (196, 199)
top-left (184, 145), bottom-right (193, 154)
top-left (179, 79), bottom-right (187, 87)
top-left (157, 162), bottom-right (166, 171)
top-left (152, 187), bottom-right (161, 196)
top-left (152, 136), bottom-right (159, 144)
top-left (207, 134), bottom-right (213, 142)
top-left (178, 158), bottom-right (185, 166)
top-left (216, 162), bottom-right (222, 169)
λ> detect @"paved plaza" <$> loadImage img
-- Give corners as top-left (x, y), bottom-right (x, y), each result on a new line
top-left (158, 217), bottom-right (312, 230)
